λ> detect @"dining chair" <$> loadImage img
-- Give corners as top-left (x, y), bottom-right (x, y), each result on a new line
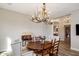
top-left (34, 40), bottom-right (50, 56)
top-left (11, 40), bottom-right (34, 56)
top-left (21, 35), bottom-right (32, 46)
top-left (49, 39), bottom-right (60, 56)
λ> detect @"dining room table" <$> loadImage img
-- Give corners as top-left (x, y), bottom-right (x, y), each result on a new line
top-left (27, 41), bottom-right (52, 56)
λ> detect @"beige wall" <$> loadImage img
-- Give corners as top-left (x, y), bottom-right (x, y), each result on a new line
top-left (71, 10), bottom-right (79, 51)
top-left (54, 15), bottom-right (71, 41)
top-left (0, 8), bottom-right (53, 52)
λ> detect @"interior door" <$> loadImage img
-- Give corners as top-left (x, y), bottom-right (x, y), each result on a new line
top-left (64, 25), bottom-right (71, 48)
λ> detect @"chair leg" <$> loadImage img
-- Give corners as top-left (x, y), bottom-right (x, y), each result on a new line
top-left (25, 41), bottom-right (26, 45)
top-left (22, 40), bottom-right (24, 46)
top-left (22, 41), bottom-right (26, 46)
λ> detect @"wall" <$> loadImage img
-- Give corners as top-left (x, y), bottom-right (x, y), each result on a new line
top-left (54, 16), bottom-right (71, 41)
top-left (0, 8), bottom-right (53, 52)
top-left (45, 25), bottom-right (53, 40)
top-left (59, 18), bottom-right (65, 41)
top-left (71, 10), bottom-right (79, 51)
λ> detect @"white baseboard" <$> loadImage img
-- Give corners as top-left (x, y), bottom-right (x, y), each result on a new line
top-left (0, 49), bottom-right (6, 52)
top-left (71, 47), bottom-right (79, 51)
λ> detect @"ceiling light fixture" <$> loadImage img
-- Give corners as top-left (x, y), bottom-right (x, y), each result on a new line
top-left (32, 3), bottom-right (53, 25)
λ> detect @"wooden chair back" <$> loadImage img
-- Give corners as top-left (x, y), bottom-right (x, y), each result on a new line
top-left (35, 40), bottom-right (51, 56)
top-left (34, 40), bottom-right (45, 56)
top-left (22, 35), bottom-right (32, 41)
top-left (49, 39), bottom-right (60, 56)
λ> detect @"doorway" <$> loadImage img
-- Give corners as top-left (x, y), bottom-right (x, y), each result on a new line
top-left (64, 25), bottom-right (71, 48)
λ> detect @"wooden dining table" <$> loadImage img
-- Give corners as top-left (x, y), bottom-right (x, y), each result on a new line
top-left (27, 41), bottom-right (52, 55)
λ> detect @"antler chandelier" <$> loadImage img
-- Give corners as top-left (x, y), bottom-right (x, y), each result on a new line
top-left (32, 3), bottom-right (53, 24)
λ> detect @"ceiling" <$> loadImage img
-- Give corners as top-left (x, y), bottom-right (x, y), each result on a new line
top-left (0, 3), bottom-right (79, 18)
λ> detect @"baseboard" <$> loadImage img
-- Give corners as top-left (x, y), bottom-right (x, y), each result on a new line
top-left (0, 49), bottom-right (6, 53)
top-left (71, 47), bottom-right (79, 51)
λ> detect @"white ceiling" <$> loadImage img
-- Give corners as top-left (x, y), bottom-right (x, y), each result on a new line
top-left (0, 3), bottom-right (79, 18)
